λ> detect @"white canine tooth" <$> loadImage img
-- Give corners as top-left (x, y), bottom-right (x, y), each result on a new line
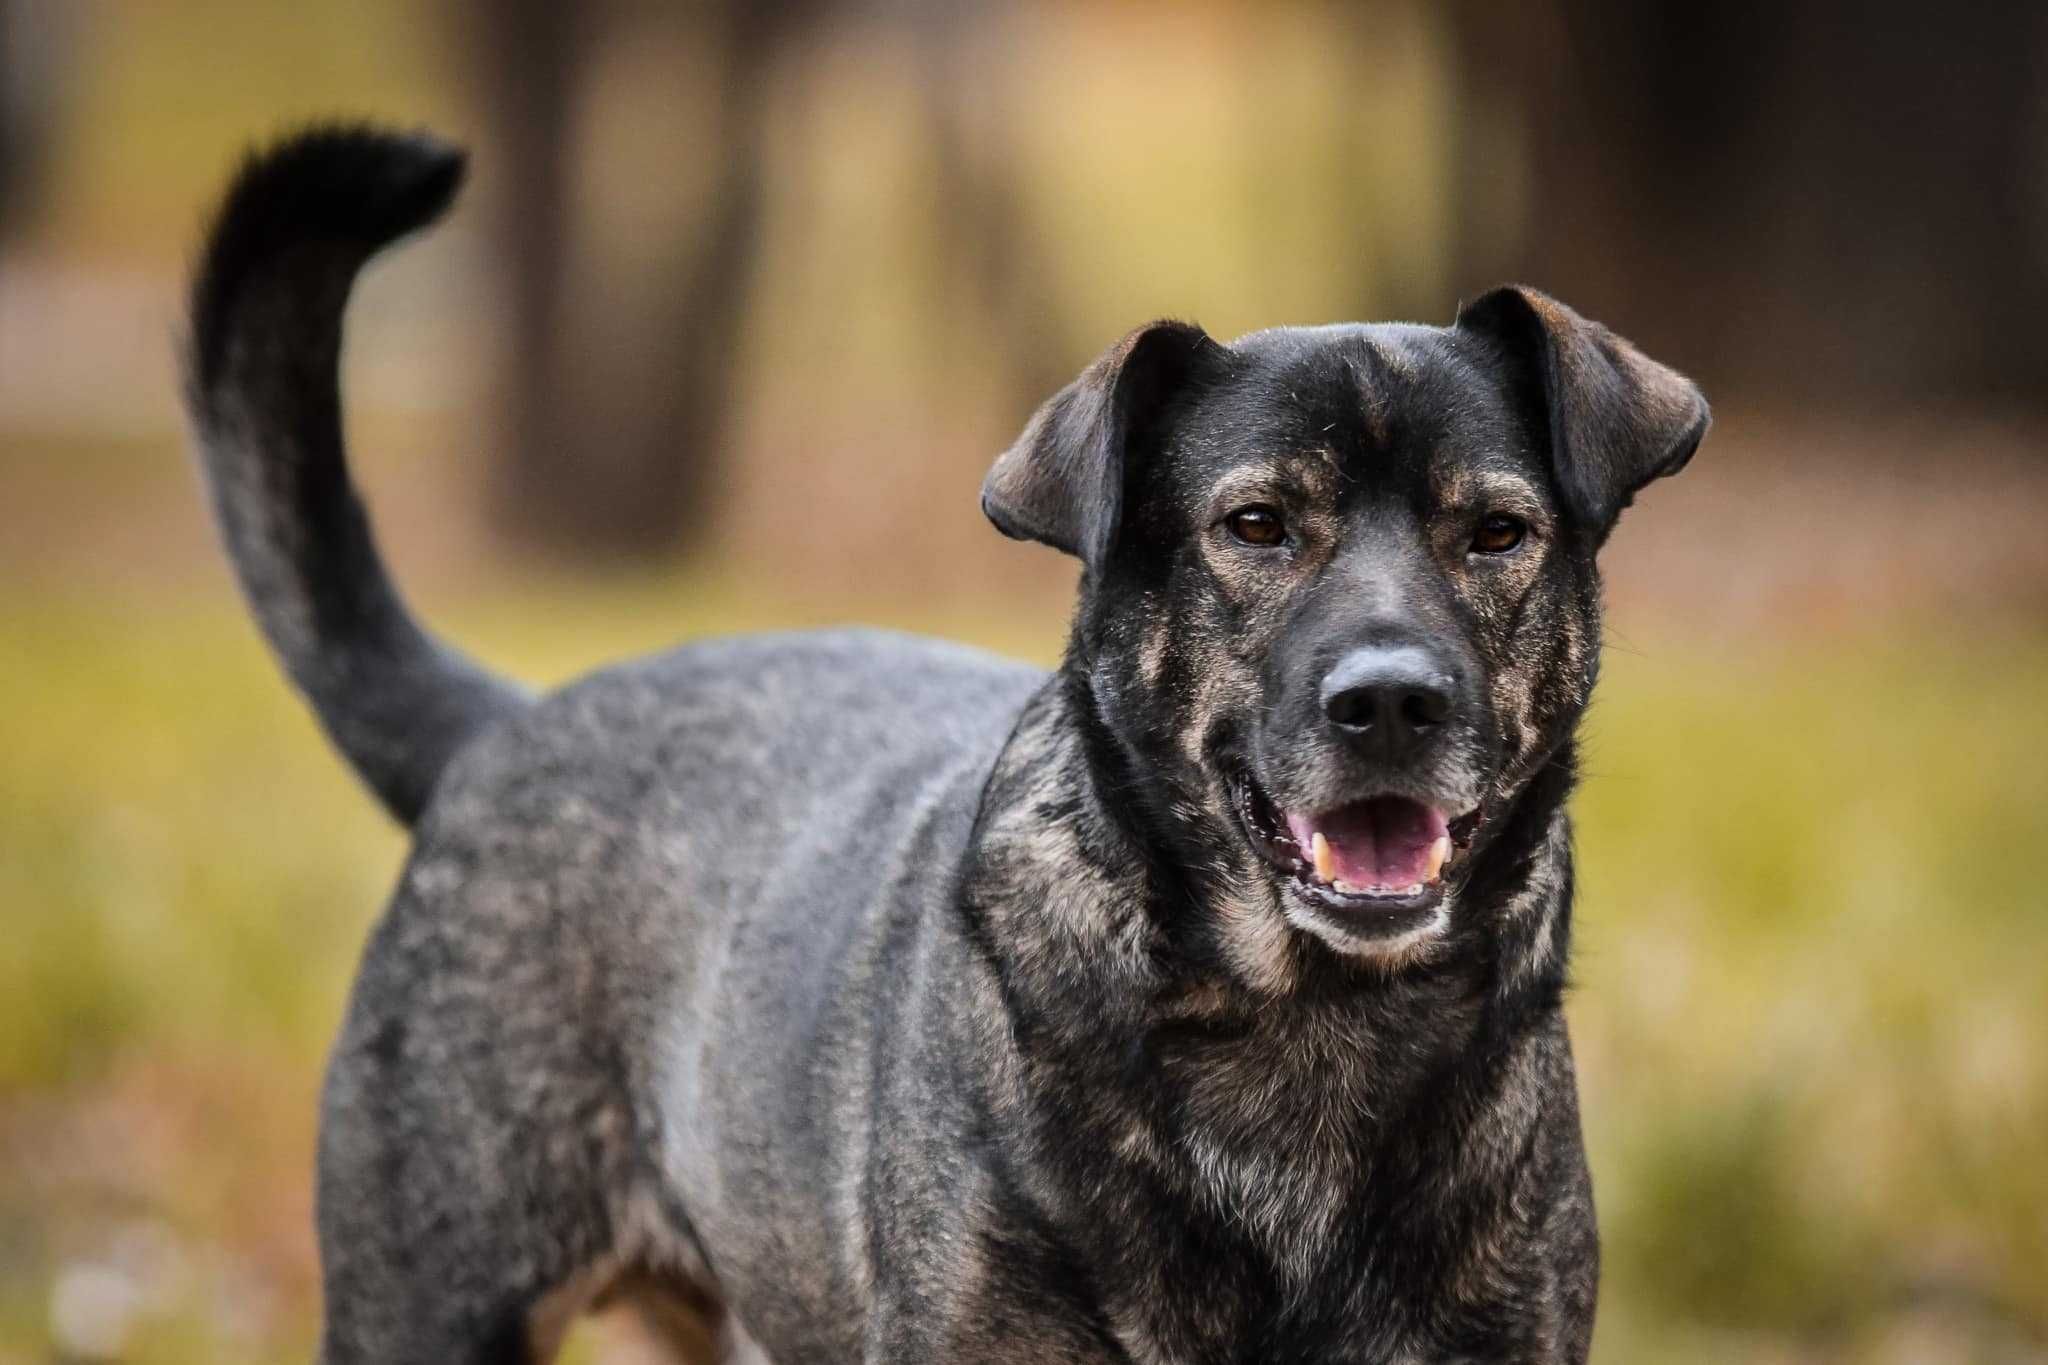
top-left (1425, 834), bottom-right (1451, 882)
top-left (1311, 832), bottom-right (1334, 883)
top-left (1333, 878), bottom-right (1359, 894)
top-left (1404, 883), bottom-right (1423, 896)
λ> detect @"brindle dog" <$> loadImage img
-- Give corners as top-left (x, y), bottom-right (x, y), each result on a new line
top-left (186, 127), bottom-right (1707, 1364)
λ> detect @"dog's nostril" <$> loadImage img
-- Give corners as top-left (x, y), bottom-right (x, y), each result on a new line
top-left (1326, 689), bottom-right (1375, 730)
top-left (1401, 688), bottom-right (1450, 730)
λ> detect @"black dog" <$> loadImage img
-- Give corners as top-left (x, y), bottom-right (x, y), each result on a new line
top-left (187, 127), bottom-right (1707, 1363)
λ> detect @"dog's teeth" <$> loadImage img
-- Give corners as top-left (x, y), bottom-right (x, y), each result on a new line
top-left (1425, 834), bottom-right (1450, 882)
top-left (1333, 879), bottom-right (1359, 894)
top-left (1404, 883), bottom-right (1423, 896)
top-left (1311, 832), bottom-right (1334, 882)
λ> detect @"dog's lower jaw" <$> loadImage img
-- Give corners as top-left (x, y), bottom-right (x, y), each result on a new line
top-left (1280, 890), bottom-right (1451, 968)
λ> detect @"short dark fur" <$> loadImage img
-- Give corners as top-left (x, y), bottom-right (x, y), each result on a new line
top-left (186, 128), bottom-right (1707, 1364)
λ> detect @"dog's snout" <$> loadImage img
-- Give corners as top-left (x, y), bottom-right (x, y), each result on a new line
top-left (1320, 647), bottom-right (1456, 756)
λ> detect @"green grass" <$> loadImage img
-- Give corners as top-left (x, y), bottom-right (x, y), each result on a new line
top-left (1574, 631), bottom-right (2048, 1361)
top-left (3, 591), bottom-right (2044, 1361)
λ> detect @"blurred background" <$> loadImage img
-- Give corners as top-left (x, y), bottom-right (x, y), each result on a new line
top-left (3, 1), bottom-right (2045, 1360)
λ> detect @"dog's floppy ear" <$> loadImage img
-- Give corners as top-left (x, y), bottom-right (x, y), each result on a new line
top-left (983, 320), bottom-right (1220, 569)
top-left (1456, 285), bottom-right (1709, 538)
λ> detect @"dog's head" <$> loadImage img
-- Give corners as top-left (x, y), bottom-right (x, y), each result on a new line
top-left (984, 287), bottom-right (1706, 976)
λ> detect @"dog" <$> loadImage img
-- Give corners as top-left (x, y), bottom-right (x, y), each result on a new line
top-left (186, 126), bottom-right (1707, 1363)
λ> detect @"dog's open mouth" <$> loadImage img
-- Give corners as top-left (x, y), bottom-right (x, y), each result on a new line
top-left (1231, 771), bottom-right (1473, 912)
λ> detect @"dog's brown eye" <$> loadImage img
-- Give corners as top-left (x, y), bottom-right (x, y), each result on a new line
top-left (1471, 515), bottom-right (1526, 555)
top-left (1226, 506), bottom-right (1287, 548)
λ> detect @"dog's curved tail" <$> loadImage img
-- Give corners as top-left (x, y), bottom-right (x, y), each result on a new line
top-left (184, 126), bottom-right (526, 826)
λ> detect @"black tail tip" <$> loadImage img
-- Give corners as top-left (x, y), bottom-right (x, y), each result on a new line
top-left (189, 123), bottom-right (467, 393)
top-left (218, 122), bottom-right (466, 251)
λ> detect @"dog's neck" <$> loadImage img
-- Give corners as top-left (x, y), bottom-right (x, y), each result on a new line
top-left (962, 668), bottom-right (1581, 1281)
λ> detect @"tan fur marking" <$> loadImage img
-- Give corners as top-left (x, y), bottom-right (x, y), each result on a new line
top-left (1137, 617), bottom-right (1172, 690)
top-left (1506, 813), bottom-right (1572, 990)
top-left (1441, 468), bottom-right (1548, 519)
top-left (523, 1257), bottom-right (625, 1363)
top-left (1215, 887), bottom-right (1298, 995)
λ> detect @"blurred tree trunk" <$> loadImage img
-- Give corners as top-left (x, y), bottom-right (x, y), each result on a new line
top-left (629, 0), bottom-right (800, 557)
top-left (457, 1), bottom-right (804, 559)
top-left (913, 3), bottom-right (1071, 417)
top-left (1449, 1), bottom-right (2048, 409)
top-left (457, 0), bottom-right (597, 552)
top-left (0, 0), bottom-right (71, 241)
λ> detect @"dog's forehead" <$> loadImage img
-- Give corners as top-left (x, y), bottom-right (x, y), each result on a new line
top-left (1180, 322), bottom-right (1538, 490)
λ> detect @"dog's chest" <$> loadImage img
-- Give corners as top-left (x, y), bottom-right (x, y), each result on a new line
top-left (1049, 1001), bottom-right (1565, 1362)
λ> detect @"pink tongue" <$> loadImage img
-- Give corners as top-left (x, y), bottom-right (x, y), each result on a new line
top-left (1286, 798), bottom-right (1448, 888)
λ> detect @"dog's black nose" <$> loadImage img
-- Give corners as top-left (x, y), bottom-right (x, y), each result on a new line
top-left (1320, 646), bottom-right (1455, 756)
